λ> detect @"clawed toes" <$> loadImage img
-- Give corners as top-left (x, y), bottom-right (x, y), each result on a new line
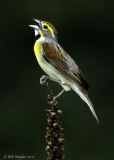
top-left (48, 97), bottom-right (58, 105)
top-left (40, 75), bottom-right (47, 85)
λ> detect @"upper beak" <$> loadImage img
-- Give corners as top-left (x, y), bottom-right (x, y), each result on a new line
top-left (33, 19), bottom-right (41, 24)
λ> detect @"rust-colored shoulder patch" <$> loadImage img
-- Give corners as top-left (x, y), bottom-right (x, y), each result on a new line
top-left (42, 43), bottom-right (62, 59)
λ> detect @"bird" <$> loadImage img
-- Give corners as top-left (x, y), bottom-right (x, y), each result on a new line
top-left (29, 19), bottom-right (98, 123)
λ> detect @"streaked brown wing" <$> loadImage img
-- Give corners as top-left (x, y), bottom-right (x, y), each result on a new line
top-left (42, 42), bottom-right (89, 91)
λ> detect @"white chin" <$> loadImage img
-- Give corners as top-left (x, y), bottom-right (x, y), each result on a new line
top-left (35, 30), bottom-right (39, 36)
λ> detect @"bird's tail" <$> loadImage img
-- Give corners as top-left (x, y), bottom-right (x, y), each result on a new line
top-left (72, 84), bottom-right (99, 123)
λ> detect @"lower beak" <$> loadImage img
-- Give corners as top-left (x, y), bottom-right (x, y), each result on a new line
top-left (29, 25), bottom-right (39, 31)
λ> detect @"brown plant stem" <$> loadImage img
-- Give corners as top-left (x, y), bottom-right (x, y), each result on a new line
top-left (40, 75), bottom-right (65, 160)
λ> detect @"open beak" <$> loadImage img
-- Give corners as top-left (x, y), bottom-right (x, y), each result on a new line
top-left (29, 19), bottom-right (42, 37)
top-left (29, 19), bottom-right (42, 30)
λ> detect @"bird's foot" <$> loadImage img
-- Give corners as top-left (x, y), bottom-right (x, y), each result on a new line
top-left (47, 95), bottom-right (58, 105)
top-left (40, 75), bottom-right (47, 85)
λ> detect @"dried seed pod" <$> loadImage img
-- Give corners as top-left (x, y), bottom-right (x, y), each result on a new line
top-left (50, 112), bottom-right (56, 116)
top-left (57, 110), bottom-right (63, 114)
top-left (53, 122), bottom-right (58, 127)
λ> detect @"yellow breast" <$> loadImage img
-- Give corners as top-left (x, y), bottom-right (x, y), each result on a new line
top-left (34, 41), bottom-right (48, 73)
top-left (34, 41), bottom-right (43, 62)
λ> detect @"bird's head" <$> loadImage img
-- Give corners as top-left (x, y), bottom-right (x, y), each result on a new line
top-left (29, 19), bottom-right (58, 42)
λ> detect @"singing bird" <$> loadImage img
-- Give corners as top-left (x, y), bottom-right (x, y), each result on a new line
top-left (29, 19), bottom-right (98, 123)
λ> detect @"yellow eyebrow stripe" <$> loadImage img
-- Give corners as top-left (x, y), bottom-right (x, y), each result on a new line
top-left (43, 22), bottom-right (55, 38)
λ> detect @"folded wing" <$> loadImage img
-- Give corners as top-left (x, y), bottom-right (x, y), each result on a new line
top-left (42, 42), bottom-right (89, 91)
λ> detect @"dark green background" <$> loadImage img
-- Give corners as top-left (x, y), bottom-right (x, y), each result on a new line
top-left (0, 0), bottom-right (114, 159)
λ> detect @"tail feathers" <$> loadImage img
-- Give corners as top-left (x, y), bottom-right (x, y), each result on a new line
top-left (72, 84), bottom-right (99, 123)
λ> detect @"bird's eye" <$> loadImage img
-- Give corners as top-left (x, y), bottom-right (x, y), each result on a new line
top-left (43, 25), bottom-right (48, 29)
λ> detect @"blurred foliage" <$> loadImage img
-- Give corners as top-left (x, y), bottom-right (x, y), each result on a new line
top-left (0, 0), bottom-right (114, 159)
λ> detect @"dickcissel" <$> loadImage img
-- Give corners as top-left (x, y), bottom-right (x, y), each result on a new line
top-left (29, 19), bottom-right (98, 123)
